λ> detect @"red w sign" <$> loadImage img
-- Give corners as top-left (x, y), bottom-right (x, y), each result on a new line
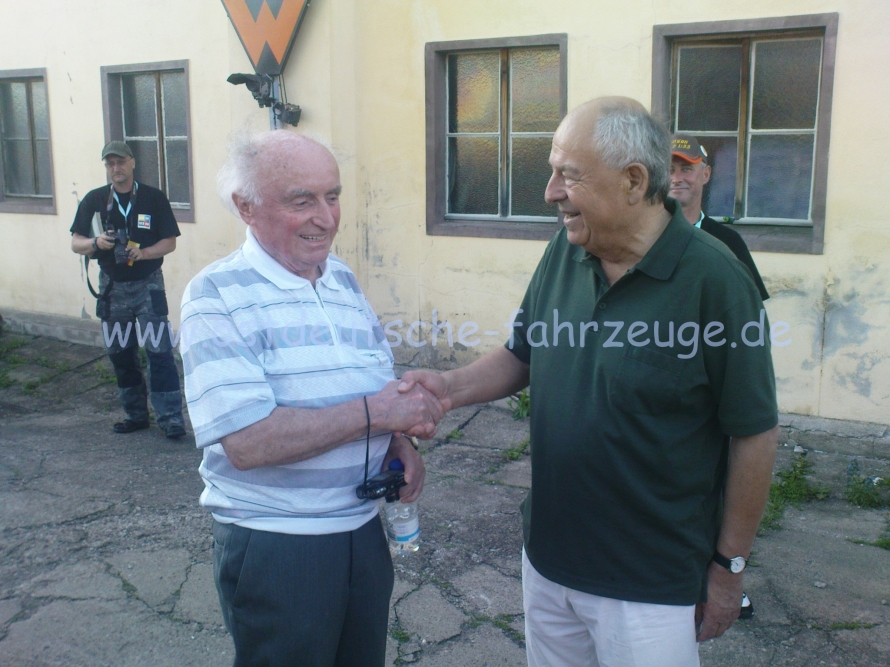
top-left (221, 0), bottom-right (311, 76)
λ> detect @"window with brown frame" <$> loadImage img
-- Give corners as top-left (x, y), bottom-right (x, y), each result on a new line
top-left (0, 69), bottom-right (55, 214)
top-left (653, 14), bottom-right (838, 254)
top-left (102, 61), bottom-right (194, 223)
top-left (426, 35), bottom-right (567, 240)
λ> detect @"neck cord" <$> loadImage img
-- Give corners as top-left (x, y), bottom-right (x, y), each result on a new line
top-left (362, 396), bottom-right (371, 487)
top-left (105, 182), bottom-right (138, 232)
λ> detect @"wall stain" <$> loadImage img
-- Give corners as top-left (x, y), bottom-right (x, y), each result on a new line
top-left (821, 278), bottom-right (870, 357)
top-left (832, 352), bottom-right (885, 399)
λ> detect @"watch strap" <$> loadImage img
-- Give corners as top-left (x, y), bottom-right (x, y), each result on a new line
top-left (712, 550), bottom-right (745, 573)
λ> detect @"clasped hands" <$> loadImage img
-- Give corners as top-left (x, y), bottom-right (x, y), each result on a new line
top-left (368, 370), bottom-right (450, 440)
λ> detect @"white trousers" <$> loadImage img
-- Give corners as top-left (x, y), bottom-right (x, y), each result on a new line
top-left (523, 549), bottom-right (700, 667)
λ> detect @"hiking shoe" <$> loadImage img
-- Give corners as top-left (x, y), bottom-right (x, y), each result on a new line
top-left (113, 419), bottom-right (150, 434)
top-left (163, 423), bottom-right (187, 440)
top-left (740, 592), bottom-right (754, 619)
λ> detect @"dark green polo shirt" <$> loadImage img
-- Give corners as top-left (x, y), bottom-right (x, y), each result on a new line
top-left (509, 198), bottom-right (777, 605)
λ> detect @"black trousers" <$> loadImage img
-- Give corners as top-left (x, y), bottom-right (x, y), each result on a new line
top-left (213, 517), bottom-right (394, 667)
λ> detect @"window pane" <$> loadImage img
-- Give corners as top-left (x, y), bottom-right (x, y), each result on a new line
top-left (511, 136), bottom-right (555, 217)
top-left (511, 48), bottom-right (560, 133)
top-left (698, 136), bottom-right (737, 220)
top-left (0, 81), bottom-right (31, 139)
top-left (751, 39), bottom-right (822, 130)
top-left (2, 139), bottom-right (35, 194)
top-left (31, 80), bottom-right (49, 139)
top-left (35, 138), bottom-right (52, 195)
top-left (448, 52), bottom-right (500, 134)
top-left (161, 71), bottom-right (187, 137)
top-left (448, 136), bottom-right (498, 215)
top-left (746, 134), bottom-right (814, 220)
top-left (677, 46), bottom-right (742, 132)
top-left (130, 139), bottom-right (160, 189)
top-left (165, 139), bottom-right (189, 204)
top-left (122, 74), bottom-right (158, 137)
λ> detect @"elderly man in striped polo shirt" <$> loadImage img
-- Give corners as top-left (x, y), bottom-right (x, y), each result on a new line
top-left (180, 131), bottom-right (442, 667)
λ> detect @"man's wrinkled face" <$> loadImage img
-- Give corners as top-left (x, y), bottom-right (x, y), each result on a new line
top-left (544, 122), bottom-right (627, 252)
top-left (669, 156), bottom-right (710, 211)
top-left (105, 155), bottom-right (135, 189)
top-left (238, 140), bottom-right (342, 280)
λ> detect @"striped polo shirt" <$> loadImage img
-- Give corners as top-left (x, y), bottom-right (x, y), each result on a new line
top-left (180, 229), bottom-right (395, 535)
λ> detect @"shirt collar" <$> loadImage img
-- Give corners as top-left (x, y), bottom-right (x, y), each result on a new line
top-left (633, 197), bottom-right (695, 281)
top-left (570, 198), bottom-right (693, 282)
top-left (242, 227), bottom-right (340, 291)
top-left (694, 210), bottom-right (705, 228)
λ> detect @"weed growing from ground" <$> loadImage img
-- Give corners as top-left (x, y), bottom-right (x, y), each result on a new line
top-left (845, 459), bottom-right (889, 509)
top-left (0, 335), bottom-right (29, 360)
top-left (0, 371), bottom-right (15, 389)
top-left (848, 517), bottom-right (890, 552)
top-left (503, 437), bottom-right (530, 462)
top-left (508, 388), bottom-right (530, 420)
top-left (809, 620), bottom-right (877, 631)
top-left (759, 454), bottom-right (829, 534)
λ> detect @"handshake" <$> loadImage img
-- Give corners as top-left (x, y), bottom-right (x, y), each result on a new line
top-left (367, 370), bottom-right (451, 440)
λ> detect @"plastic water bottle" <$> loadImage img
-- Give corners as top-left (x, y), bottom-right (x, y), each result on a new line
top-left (383, 460), bottom-right (420, 553)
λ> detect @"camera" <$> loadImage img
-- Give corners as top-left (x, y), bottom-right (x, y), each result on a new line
top-left (107, 228), bottom-right (130, 265)
top-left (356, 468), bottom-right (406, 503)
top-left (227, 73), bottom-right (275, 107)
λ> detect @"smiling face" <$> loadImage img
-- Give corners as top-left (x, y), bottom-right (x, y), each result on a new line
top-left (235, 136), bottom-right (342, 282)
top-left (669, 156), bottom-right (711, 221)
top-left (104, 155), bottom-right (136, 192)
top-left (544, 110), bottom-right (629, 252)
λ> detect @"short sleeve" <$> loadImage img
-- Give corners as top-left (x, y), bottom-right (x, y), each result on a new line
top-left (700, 264), bottom-right (778, 437)
top-left (151, 189), bottom-right (180, 239)
top-left (70, 189), bottom-right (101, 236)
top-left (180, 274), bottom-right (276, 448)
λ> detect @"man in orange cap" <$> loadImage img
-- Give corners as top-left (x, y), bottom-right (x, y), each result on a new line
top-left (669, 133), bottom-right (769, 301)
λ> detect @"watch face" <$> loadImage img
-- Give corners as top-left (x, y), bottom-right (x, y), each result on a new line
top-left (730, 557), bottom-right (746, 573)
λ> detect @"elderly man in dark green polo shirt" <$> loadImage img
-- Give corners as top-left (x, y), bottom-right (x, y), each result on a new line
top-left (399, 97), bottom-right (779, 667)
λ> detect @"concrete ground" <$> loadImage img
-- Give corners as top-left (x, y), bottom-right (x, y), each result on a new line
top-left (1, 326), bottom-right (889, 666)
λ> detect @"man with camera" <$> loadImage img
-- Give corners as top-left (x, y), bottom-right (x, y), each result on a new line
top-left (180, 130), bottom-right (441, 666)
top-left (70, 141), bottom-right (186, 439)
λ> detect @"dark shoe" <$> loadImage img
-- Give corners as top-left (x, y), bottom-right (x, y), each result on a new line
top-left (113, 419), bottom-right (150, 434)
top-left (162, 423), bottom-right (187, 440)
top-left (740, 592), bottom-right (754, 619)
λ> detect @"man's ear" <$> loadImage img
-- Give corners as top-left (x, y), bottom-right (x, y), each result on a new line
top-left (702, 164), bottom-right (712, 185)
top-left (233, 194), bottom-right (252, 223)
top-left (624, 163), bottom-right (649, 205)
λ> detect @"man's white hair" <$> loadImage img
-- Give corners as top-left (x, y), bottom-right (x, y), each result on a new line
top-left (216, 129), bottom-right (336, 217)
top-left (592, 102), bottom-right (671, 203)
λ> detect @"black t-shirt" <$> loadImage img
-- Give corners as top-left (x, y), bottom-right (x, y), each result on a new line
top-left (70, 183), bottom-right (180, 282)
top-left (701, 216), bottom-right (770, 301)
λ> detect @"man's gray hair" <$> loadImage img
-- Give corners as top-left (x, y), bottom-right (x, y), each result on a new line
top-left (216, 129), bottom-right (335, 217)
top-left (592, 102), bottom-right (671, 204)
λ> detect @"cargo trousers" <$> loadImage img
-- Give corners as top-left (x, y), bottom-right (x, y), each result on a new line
top-left (97, 268), bottom-right (184, 430)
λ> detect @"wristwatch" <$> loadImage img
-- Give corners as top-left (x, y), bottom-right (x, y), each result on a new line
top-left (92, 237), bottom-right (99, 252)
top-left (712, 551), bottom-right (747, 574)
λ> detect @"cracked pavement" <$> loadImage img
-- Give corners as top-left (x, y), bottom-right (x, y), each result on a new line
top-left (1, 330), bottom-right (888, 666)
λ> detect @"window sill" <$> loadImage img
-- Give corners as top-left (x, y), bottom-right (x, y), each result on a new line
top-left (0, 199), bottom-right (56, 215)
top-left (731, 222), bottom-right (820, 254)
top-left (427, 217), bottom-right (561, 241)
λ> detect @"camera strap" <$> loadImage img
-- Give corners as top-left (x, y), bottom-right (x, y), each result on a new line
top-left (362, 395), bottom-right (371, 489)
top-left (82, 183), bottom-right (136, 301)
top-left (83, 255), bottom-right (114, 300)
